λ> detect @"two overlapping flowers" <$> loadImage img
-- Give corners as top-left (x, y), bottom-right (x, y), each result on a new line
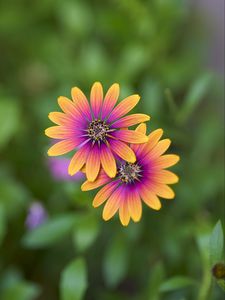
top-left (45, 82), bottom-right (179, 226)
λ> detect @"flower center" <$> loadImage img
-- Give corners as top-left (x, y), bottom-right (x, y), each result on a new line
top-left (118, 162), bottom-right (142, 183)
top-left (88, 119), bottom-right (109, 142)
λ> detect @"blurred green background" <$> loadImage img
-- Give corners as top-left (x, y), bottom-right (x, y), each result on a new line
top-left (0, 0), bottom-right (224, 299)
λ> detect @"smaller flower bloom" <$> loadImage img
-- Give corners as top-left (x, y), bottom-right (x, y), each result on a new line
top-left (81, 123), bottom-right (180, 226)
top-left (25, 201), bottom-right (48, 230)
top-left (45, 82), bottom-right (150, 182)
top-left (48, 157), bottom-right (85, 181)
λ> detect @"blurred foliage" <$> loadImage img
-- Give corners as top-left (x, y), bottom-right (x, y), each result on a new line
top-left (0, 0), bottom-right (224, 299)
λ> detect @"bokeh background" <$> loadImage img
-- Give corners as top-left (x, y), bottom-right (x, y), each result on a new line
top-left (0, 0), bottom-right (224, 300)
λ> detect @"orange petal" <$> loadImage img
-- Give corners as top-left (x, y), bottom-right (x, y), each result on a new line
top-left (152, 170), bottom-right (179, 184)
top-left (47, 140), bottom-right (76, 156)
top-left (119, 200), bottom-right (130, 226)
top-left (68, 146), bottom-right (89, 176)
top-left (90, 82), bottom-right (103, 118)
top-left (102, 186), bottom-right (123, 221)
top-left (112, 114), bottom-right (150, 128)
top-left (148, 139), bottom-right (171, 158)
top-left (100, 145), bottom-right (117, 178)
top-left (139, 185), bottom-right (161, 210)
top-left (86, 146), bottom-right (101, 182)
top-left (81, 170), bottom-right (111, 191)
top-left (113, 129), bottom-right (148, 144)
top-left (110, 139), bottom-right (136, 163)
top-left (154, 154), bottom-right (180, 169)
top-left (131, 123), bottom-right (147, 151)
top-left (136, 128), bottom-right (164, 157)
top-left (151, 183), bottom-right (175, 199)
top-left (71, 87), bottom-right (92, 120)
top-left (45, 126), bottom-right (73, 139)
top-left (135, 123), bottom-right (147, 134)
top-left (108, 94), bottom-right (140, 122)
top-left (127, 190), bottom-right (142, 222)
top-left (58, 96), bottom-right (82, 119)
top-left (48, 112), bottom-right (73, 125)
top-left (93, 181), bottom-right (120, 208)
top-left (102, 83), bottom-right (120, 119)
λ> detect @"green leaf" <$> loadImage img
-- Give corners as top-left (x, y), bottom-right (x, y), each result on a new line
top-left (73, 214), bottom-right (99, 252)
top-left (159, 276), bottom-right (196, 292)
top-left (103, 235), bottom-right (129, 288)
top-left (22, 214), bottom-right (75, 248)
top-left (60, 258), bottom-right (87, 300)
top-left (177, 73), bottom-right (213, 124)
top-left (147, 262), bottom-right (165, 300)
top-left (0, 203), bottom-right (6, 246)
top-left (0, 99), bottom-right (20, 150)
top-left (210, 220), bottom-right (224, 266)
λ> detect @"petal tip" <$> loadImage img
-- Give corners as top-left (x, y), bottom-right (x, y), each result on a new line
top-left (92, 201), bottom-right (100, 208)
top-left (143, 136), bottom-right (149, 142)
top-left (47, 150), bottom-right (53, 156)
top-left (81, 182), bottom-right (88, 191)
top-left (102, 214), bottom-right (110, 221)
top-left (121, 221), bottom-right (129, 227)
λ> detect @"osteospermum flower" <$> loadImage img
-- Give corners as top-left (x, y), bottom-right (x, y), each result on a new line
top-left (81, 123), bottom-right (180, 226)
top-left (45, 82), bottom-right (150, 182)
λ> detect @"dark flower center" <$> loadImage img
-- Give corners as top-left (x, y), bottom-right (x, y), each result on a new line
top-left (88, 119), bottom-right (109, 142)
top-left (118, 162), bottom-right (142, 183)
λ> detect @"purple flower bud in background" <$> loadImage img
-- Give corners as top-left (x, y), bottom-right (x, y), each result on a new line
top-left (48, 157), bottom-right (85, 181)
top-left (26, 201), bottom-right (48, 230)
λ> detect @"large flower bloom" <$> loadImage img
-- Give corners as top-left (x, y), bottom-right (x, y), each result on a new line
top-left (45, 82), bottom-right (150, 181)
top-left (81, 123), bottom-right (180, 226)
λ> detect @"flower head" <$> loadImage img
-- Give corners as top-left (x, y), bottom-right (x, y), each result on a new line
top-left (25, 201), bottom-right (48, 230)
top-left (45, 82), bottom-right (150, 182)
top-left (81, 123), bottom-right (180, 226)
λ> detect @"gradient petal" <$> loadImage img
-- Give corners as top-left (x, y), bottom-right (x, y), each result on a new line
top-left (151, 183), bottom-right (175, 199)
top-left (48, 112), bottom-right (73, 126)
top-left (112, 129), bottom-right (148, 144)
top-left (112, 114), bottom-right (150, 128)
top-left (135, 123), bottom-right (147, 134)
top-left (81, 170), bottom-right (111, 191)
top-left (147, 139), bottom-right (171, 159)
top-left (137, 128), bottom-right (164, 157)
top-left (71, 87), bottom-right (92, 120)
top-left (93, 180), bottom-right (120, 208)
top-left (58, 96), bottom-right (83, 120)
top-left (100, 144), bottom-right (117, 178)
top-left (127, 189), bottom-right (142, 222)
top-left (47, 140), bottom-right (77, 156)
top-left (68, 145), bottom-right (89, 175)
top-left (86, 145), bottom-right (101, 182)
top-left (110, 139), bottom-right (136, 163)
top-left (102, 186), bottom-right (123, 221)
top-left (90, 82), bottom-right (103, 118)
top-left (45, 126), bottom-right (74, 139)
top-left (108, 94), bottom-right (140, 122)
top-left (130, 123), bottom-right (147, 152)
top-left (153, 154), bottom-right (180, 169)
top-left (151, 170), bottom-right (179, 184)
top-left (139, 185), bottom-right (161, 210)
top-left (102, 83), bottom-right (120, 119)
top-left (119, 200), bottom-right (130, 226)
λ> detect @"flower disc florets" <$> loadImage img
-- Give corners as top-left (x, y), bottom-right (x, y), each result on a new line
top-left (87, 119), bottom-right (109, 142)
top-left (118, 162), bottom-right (142, 183)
